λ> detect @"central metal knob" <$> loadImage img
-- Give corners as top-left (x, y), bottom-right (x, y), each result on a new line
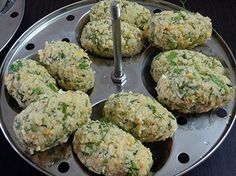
top-left (110, 0), bottom-right (127, 84)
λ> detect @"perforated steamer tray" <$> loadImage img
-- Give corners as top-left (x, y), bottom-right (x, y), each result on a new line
top-left (0, 0), bottom-right (236, 175)
top-left (0, 0), bottom-right (25, 52)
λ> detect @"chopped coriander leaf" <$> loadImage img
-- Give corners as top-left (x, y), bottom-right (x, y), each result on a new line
top-left (86, 33), bottom-right (97, 44)
top-left (168, 119), bottom-right (172, 129)
top-left (99, 121), bottom-right (109, 138)
top-left (147, 104), bottom-right (156, 114)
top-left (168, 115), bottom-right (175, 120)
top-left (60, 102), bottom-right (68, 120)
top-left (16, 75), bottom-right (20, 81)
top-left (168, 39), bottom-right (178, 49)
top-left (155, 113), bottom-right (163, 119)
top-left (79, 59), bottom-right (89, 69)
top-left (171, 12), bottom-right (185, 23)
top-left (32, 87), bottom-right (43, 95)
top-left (166, 51), bottom-right (178, 64)
top-left (10, 60), bottom-right (23, 72)
top-left (58, 52), bottom-right (66, 59)
top-left (31, 124), bottom-right (38, 132)
top-left (102, 159), bottom-right (109, 165)
top-left (128, 160), bottom-right (138, 176)
top-left (130, 99), bottom-right (138, 104)
top-left (208, 74), bottom-right (225, 90)
top-left (85, 142), bottom-right (97, 155)
top-left (47, 83), bottom-right (58, 92)
top-left (173, 67), bottom-right (184, 74)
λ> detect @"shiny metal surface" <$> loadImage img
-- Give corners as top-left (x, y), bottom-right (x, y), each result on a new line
top-left (0, 0), bottom-right (7, 11)
top-left (0, 0), bottom-right (236, 176)
top-left (110, 0), bottom-right (126, 83)
top-left (0, 0), bottom-right (25, 52)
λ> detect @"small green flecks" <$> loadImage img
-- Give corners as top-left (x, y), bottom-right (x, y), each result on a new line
top-left (171, 12), bottom-right (185, 23)
top-left (168, 119), bottom-right (172, 129)
top-left (58, 52), bottom-right (66, 60)
top-left (102, 159), bottom-right (109, 165)
top-left (173, 67), bottom-right (184, 74)
top-left (16, 75), bottom-right (20, 81)
top-left (32, 87), bottom-right (43, 95)
top-left (31, 124), bottom-right (38, 132)
top-left (79, 59), bottom-right (89, 69)
top-left (60, 102), bottom-right (68, 120)
top-left (130, 99), bottom-right (138, 104)
top-left (166, 51), bottom-right (178, 64)
top-left (128, 160), bottom-right (138, 176)
top-left (99, 121), bottom-right (109, 138)
top-left (147, 104), bottom-right (156, 114)
top-left (84, 142), bottom-right (100, 156)
top-left (47, 83), bottom-right (58, 92)
top-left (10, 60), bottom-right (23, 72)
top-left (155, 113), bottom-right (163, 119)
top-left (86, 33), bottom-right (97, 44)
top-left (168, 115), bottom-right (175, 120)
top-left (208, 74), bottom-right (225, 90)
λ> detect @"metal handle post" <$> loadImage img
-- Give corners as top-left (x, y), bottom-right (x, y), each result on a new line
top-left (110, 0), bottom-right (126, 84)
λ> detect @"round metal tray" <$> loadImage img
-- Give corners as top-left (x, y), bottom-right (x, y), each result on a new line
top-left (0, 0), bottom-right (25, 52)
top-left (0, 0), bottom-right (236, 175)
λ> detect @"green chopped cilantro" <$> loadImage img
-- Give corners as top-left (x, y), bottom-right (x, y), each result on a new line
top-left (166, 51), bottom-right (178, 64)
top-left (168, 119), bottom-right (172, 129)
top-left (60, 102), bottom-right (68, 120)
top-left (79, 59), bottom-right (89, 69)
top-left (168, 115), bottom-right (175, 120)
top-left (47, 83), bottom-right (58, 92)
top-left (130, 99), bottom-right (138, 104)
top-left (208, 74), bottom-right (225, 90)
top-left (86, 33), bottom-right (97, 44)
top-left (128, 160), bottom-right (138, 176)
top-left (16, 75), bottom-right (20, 81)
top-left (171, 12), bottom-right (185, 23)
top-left (58, 52), bottom-right (66, 59)
top-left (32, 87), bottom-right (43, 95)
top-left (10, 60), bottom-right (23, 72)
top-left (173, 67), bottom-right (184, 74)
top-left (102, 159), bottom-right (109, 165)
top-left (31, 124), bottom-right (38, 132)
top-left (168, 39), bottom-right (178, 49)
top-left (155, 113), bottom-right (163, 119)
top-left (147, 104), bottom-right (156, 114)
top-left (99, 121), bottom-right (109, 138)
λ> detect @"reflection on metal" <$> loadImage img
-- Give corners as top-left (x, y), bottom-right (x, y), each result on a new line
top-left (0, 0), bottom-right (235, 176)
top-left (0, 0), bottom-right (8, 12)
top-left (110, 0), bottom-right (127, 84)
top-left (0, 0), bottom-right (24, 52)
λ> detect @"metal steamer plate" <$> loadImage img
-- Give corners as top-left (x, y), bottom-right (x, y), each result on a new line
top-left (0, 0), bottom-right (236, 175)
top-left (0, 0), bottom-right (25, 52)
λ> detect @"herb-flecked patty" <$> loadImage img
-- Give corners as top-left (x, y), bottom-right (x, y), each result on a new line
top-left (73, 120), bottom-right (153, 176)
top-left (103, 92), bottom-right (177, 142)
top-left (5, 59), bottom-right (58, 108)
top-left (144, 10), bottom-right (212, 50)
top-left (150, 50), bottom-right (225, 82)
top-left (80, 19), bottom-right (144, 57)
top-left (14, 90), bottom-right (92, 154)
top-left (157, 66), bottom-right (235, 113)
top-left (38, 41), bottom-right (95, 92)
top-left (90, 0), bottom-right (151, 30)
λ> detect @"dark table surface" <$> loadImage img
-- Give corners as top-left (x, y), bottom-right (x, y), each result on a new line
top-left (1, 0), bottom-right (236, 175)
